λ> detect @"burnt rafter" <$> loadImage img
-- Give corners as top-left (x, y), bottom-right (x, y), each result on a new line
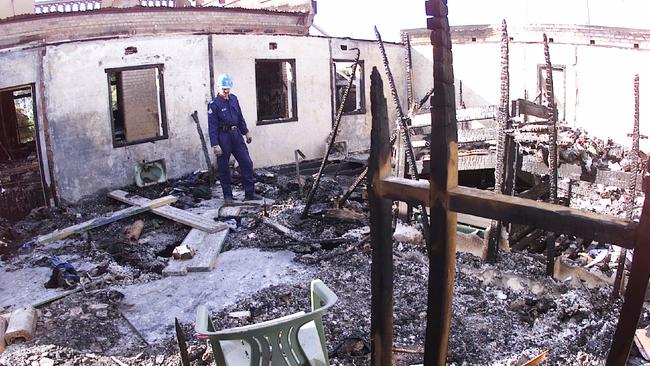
top-left (301, 48), bottom-right (360, 219)
top-left (367, 1), bottom-right (650, 365)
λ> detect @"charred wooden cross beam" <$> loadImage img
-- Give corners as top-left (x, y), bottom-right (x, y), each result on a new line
top-left (301, 48), bottom-right (360, 219)
top-left (368, 2), bottom-right (650, 365)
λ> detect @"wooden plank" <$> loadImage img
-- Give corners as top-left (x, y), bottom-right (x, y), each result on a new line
top-left (511, 98), bottom-right (550, 119)
top-left (33, 195), bottom-right (176, 245)
top-left (449, 186), bottom-right (637, 249)
top-left (108, 190), bottom-right (227, 233)
top-left (377, 178), bottom-right (637, 248)
top-left (368, 67), bottom-right (394, 366)
top-left (606, 175), bottom-right (650, 365)
top-left (425, 3), bottom-right (458, 364)
top-left (457, 213), bottom-right (490, 229)
top-left (456, 105), bottom-right (498, 122)
top-left (162, 209), bottom-right (229, 276)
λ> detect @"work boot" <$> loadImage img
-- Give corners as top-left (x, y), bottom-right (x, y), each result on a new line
top-left (244, 192), bottom-right (263, 201)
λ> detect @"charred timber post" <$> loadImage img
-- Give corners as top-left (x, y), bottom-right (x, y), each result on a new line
top-left (301, 48), bottom-right (360, 219)
top-left (368, 67), bottom-right (395, 366)
top-left (425, 1), bottom-right (458, 365)
top-left (375, 27), bottom-right (418, 178)
top-left (486, 19), bottom-right (510, 262)
top-left (606, 162), bottom-right (650, 365)
top-left (403, 32), bottom-right (415, 110)
top-left (613, 74), bottom-right (643, 299)
top-left (543, 33), bottom-right (559, 204)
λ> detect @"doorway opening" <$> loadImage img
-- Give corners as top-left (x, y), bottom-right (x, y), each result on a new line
top-left (0, 84), bottom-right (47, 221)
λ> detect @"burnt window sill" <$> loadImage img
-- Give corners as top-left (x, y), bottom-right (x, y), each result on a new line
top-left (113, 135), bottom-right (168, 148)
top-left (256, 117), bottom-right (299, 126)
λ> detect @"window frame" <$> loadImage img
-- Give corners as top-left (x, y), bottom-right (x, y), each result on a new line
top-left (536, 64), bottom-right (566, 122)
top-left (254, 59), bottom-right (298, 126)
top-left (332, 58), bottom-right (366, 116)
top-left (105, 63), bottom-right (168, 148)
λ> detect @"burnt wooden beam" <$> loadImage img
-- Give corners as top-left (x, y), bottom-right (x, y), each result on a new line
top-left (376, 178), bottom-right (637, 249)
top-left (606, 176), bottom-right (650, 364)
top-left (511, 98), bottom-right (550, 119)
top-left (425, 1), bottom-right (458, 364)
top-left (368, 67), bottom-right (394, 366)
top-left (543, 33), bottom-right (559, 204)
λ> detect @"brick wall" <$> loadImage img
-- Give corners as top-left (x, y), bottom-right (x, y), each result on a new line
top-left (0, 7), bottom-right (312, 50)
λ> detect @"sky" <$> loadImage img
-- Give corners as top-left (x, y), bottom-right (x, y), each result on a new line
top-left (313, 0), bottom-right (650, 42)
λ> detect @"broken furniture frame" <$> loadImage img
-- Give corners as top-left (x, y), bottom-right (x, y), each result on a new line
top-left (367, 2), bottom-right (649, 365)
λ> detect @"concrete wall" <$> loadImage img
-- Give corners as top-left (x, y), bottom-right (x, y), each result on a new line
top-left (407, 25), bottom-right (650, 151)
top-left (331, 37), bottom-right (404, 153)
top-left (43, 35), bottom-right (211, 202)
top-left (0, 32), bottom-right (403, 202)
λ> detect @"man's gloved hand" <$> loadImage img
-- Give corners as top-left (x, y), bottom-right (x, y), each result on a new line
top-left (212, 145), bottom-right (223, 157)
top-left (246, 133), bottom-right (252, 144)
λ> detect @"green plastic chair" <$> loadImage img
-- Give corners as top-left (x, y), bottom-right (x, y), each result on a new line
top-left (195, 279), bottom-right (338, 366)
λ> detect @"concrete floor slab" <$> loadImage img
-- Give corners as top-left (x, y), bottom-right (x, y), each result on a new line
top-left (118, 248), bottom-right (313, 343)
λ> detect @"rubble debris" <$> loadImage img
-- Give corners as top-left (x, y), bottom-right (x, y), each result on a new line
top-left (393, 222), bottom-right (424, 246)
top-left (23, 195), bottom-right (176, 249)
top-left (4, 306), bottom-right (37, 344)
top-left (174, 317), bottom-right (190, 366)
top-left (553, 257), bottom-right (613, 288)
top-left (322, 208), bottom-right (365, 224)
top-left (522, 350), bottom-right (549, 366)
top-left (0, 316), bottom-right (6, 353)
top-left (44, 256), bottom-right (80, 290)
top-left (108, 190), bottom-right (227, 233)
top-left (123, 220), bottom-right (145, 241)
top-left (635, 325), bottom-right (650, 360)
top-left (172, 245), bottom-right (194, 260)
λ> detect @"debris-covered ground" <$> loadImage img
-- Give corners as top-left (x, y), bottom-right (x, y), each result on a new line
top-left (0, 159), bottom-right (649, 366)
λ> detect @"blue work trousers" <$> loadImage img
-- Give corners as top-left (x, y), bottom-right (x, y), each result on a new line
top-left (217, 129), bottom-right (254, 197)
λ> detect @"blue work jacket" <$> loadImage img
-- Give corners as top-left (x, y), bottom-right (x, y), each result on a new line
top-left (207, 94), bottom-right (249, 146)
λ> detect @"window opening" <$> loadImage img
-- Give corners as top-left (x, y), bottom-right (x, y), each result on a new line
top-left (332, 60), bottom-right (365, 115)
top-left (255, 60), bottom-right (297, 124)
top-left (106, 65), bottom-right (168, 147)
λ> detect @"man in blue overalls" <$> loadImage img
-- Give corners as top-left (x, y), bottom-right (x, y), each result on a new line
top-left (208, 74), bottom-right (261, 203)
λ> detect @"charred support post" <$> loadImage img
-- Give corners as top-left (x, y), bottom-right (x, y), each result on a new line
top-left (613, 74), bottom-right (644, 298)
top-left (606, 168), bottom-right (650, 364)
top-left (191, 111), bottom-right (214, 186)
top-left (425, 1), bottom-right (458, 365)
top-left (376, 27), bottom-right (431, 241)
top-left (486, 19), bottom-right (510, 262)
top-left (543, 34), bottom-right (558, 204)
top-left (301, 48), bottom-right (360, 219)
top-left (368, 67), bottom-right (394, 366)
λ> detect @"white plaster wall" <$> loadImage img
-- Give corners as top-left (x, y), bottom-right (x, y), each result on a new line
top-left (44, 35), bottom-right (211, 202)
top-left (211, 34), bottom-right (332, 168)
top-left (330, 38), bottom-right (404, 153)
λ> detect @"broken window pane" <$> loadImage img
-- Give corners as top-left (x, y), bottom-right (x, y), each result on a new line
top-left (255, 60), bottom-right (297, 124)
top-left (333, 60), bottom-right (365, 115)
top-left (107, 65), bottom-right (167, 147)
